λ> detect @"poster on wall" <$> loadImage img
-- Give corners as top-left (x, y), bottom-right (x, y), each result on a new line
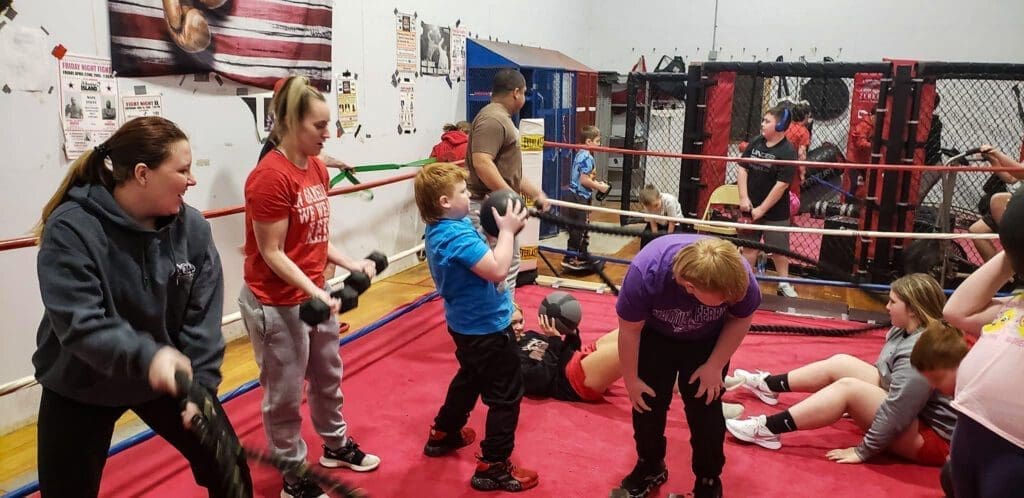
top-left (399, 78), bottom-right (415, 134)
top-left (449, 26), bottom-right (468, 81)
top-left (240, 93), bottom-right (275, 142)
top-left (395, 11), bottom-right (417, 74)
top-left (121, 95), bottom-right (163, 120)
top-left (336, 74), bottom-right (359, 133)
top-left (419, 22), bottom-right (450, 76)
top-left (107, 0), bottom-right (333, 91)
top-left (58, 54), bottom-right (120, 160)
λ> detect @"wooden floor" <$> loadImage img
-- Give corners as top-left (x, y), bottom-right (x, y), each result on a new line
top-left (0, 213), bottom-right (885, 492)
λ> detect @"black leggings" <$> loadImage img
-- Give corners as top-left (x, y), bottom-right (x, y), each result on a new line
top-left (949, 414), bottom-right (1024, 498)
top-left (37, 387), bottom-right (252, 498)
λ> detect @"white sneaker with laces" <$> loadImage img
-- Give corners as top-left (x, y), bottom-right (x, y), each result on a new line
top-left (726, 415), bottom-right (782, 450)
top-left (778, 282), bottom-right (799, 298)
top-left (732, 368), bottom-right (779, 405)
top-left (724, 375), bottom-right (743, 391)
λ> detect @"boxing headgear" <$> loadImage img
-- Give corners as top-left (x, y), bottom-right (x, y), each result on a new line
top-left (775, 107), bottom-right (792, 133)
top-left (998, 191), bottom-right (1024, 276)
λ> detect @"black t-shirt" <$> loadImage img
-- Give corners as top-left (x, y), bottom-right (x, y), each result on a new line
top-left (516, 331), bottom-right (581, 401)
top-left (740, 135), bottom-right (797, 221)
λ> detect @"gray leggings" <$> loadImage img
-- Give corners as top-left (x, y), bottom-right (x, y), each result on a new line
top-left (238, 285), bottom-right (348, 471)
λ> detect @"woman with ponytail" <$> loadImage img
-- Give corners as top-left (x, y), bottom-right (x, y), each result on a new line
top-left (33, 116), bottom-right (251, 497)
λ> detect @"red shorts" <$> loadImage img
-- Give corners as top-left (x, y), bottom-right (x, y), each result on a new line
top-left (565, 345), bottom-right (603, 402)
top-left (915, 421), bottom-right (951, 466)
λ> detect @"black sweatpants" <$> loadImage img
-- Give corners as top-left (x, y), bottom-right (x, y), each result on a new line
top-left (564, 191), bottom-right (591, 256)
top-left (434, 326), bottom-right (524, 462)
top-left (37, 387), bottom-right (252, 498)
top-left (632, 328), bottom-right (728, 480)
top-left (949, 414), bottom-right (1024, 498)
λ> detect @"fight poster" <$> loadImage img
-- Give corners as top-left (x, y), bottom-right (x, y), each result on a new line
top-left (336, 74), bottom-right (358, 133)
top-left (449, 26), bottom-right (468, 81)
top-left (58, 54), bottom-right (119, 160)
top-left (395, 11), bottom-right (417, 75)
top-left (419, 22), bottom-right (449, 76)
top-left (399, 78), bottom-right (415, 134)
top-left (121, 95), bottom-right (163, 120)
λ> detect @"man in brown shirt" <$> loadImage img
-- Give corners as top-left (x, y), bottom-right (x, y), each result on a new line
top-left (465, 68), bottom-right (549, 299)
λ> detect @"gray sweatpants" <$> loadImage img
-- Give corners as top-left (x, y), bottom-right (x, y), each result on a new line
top-left (238, 285), bottom-right (347, 473)
top-left (469, 197), bottom-right (520, 301)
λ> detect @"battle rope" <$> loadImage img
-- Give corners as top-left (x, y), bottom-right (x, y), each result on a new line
top-left (175, 372), bottom-right (366, 498)
top-left (530, 209), bottom-right (891, 337)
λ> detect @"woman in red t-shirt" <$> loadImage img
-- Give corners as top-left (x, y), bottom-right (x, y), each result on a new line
top-left (239, 76), bottom-right (381, 497)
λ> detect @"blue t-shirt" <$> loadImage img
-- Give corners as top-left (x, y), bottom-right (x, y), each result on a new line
top-left (616, 234), bottom-right (761, 340)
top-left (569, 150), bottom-right (595, 199)
top-left (425, 217), bottom-right (512, 335)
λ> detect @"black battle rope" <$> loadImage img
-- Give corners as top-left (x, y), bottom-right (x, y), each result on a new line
top-left (531, 209), bottom-right (891, 337)
top-left (175, 372), bottom-right (366, 498)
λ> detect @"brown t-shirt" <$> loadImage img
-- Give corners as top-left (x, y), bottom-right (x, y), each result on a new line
top-left (466, 102), bottom-right (522, 199)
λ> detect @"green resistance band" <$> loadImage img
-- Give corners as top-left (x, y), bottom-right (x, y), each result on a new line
top-left (329, 158), bottom-right (437, 200)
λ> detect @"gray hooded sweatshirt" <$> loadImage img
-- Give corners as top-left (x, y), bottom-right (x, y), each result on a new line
top-left (33, 183), bottom-right (225, 406)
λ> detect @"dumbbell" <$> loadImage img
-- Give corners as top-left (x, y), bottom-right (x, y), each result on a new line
top-left (298, 251), bottom-right (390, 325)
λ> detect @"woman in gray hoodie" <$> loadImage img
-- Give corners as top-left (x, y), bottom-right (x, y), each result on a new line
top-left (32, 116), bottom-right (250, 497)
top-left (724, 273), bottom-right (957, 467)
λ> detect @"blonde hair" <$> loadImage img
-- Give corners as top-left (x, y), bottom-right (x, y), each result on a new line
top-left (271, 76), bottom-right (326, 143)
top-left (580, 125), bottom-right (601, 142)
top-left (891, 273), bottom-right (946, 327)
top-left (35, 117), bottom-right (188, 238)
top-left (672, 238), bottom-right (749, 303)
top-left (512, 301), bottom-right (522, 314)
top-left (639, 184), bottom-right (661, 206)
top-left (414, 163), bottom-right (468, 224)
top-left (910, 320), bottom-right (969, 372)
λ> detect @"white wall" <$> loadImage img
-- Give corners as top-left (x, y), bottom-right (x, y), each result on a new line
top-left (0, 0), bottom-right (588, 433)
top-left (583, 0), bottom-right (1024, 72)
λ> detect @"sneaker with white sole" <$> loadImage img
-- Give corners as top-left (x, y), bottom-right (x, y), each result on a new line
top-left (281, 478), bottom-right (328, 498)
top-left (732, 368), bottom-right (779, 405)
top-left (723, 375), bottom-right (743, 391)
top-left (777, 282), bottom-right (799, 298)
top-left (319, 438), bottom-right (380, 472)
top-left (722, 402), bottom-right (744, 420)
top-left (726, 415), bottom-right (782, 450)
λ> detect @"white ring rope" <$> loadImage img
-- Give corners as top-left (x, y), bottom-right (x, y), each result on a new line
top-left (0, 243), bottom-right (426, 398)
top-left (544, 198), bottom-right (999, 240)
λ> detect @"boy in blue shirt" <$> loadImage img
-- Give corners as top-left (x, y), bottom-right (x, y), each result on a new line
top-left (563, 126), bottom-right (610, 270)
top-left (413, 162), bottom-right (539, 492)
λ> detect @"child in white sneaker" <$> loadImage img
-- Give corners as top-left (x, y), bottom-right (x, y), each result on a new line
top-left (726, 274), bottom-right (956, 466)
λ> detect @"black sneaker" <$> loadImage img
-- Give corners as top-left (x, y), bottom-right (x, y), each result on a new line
top-left (423, 425), bottom-right (477, 457)
top-left (615, 460), bottom-right (668, 498)
top-left (693, 476), bottom-right (723, 498)
top-left (319, 438), bottom-right (380, 472)
top-left (470, 457), bottom-right (539, 492)
top-left (281, 477), bottom-right (328, 498)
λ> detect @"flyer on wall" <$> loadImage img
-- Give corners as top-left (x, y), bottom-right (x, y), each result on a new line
top-left (419, 22), bottom-right (450, 76)
top-left (121, 95), bottom-right (163, 120)
top-left (449, 26), bottom-right (468, 81)
top-left (395, 11), bottom-right (417, 75)
top-left (58, 54), bottom-right (120, 160)
top-left (337, 74), bottom-right (359, 133)
top-left (399, 78), bottom-right (415, 134)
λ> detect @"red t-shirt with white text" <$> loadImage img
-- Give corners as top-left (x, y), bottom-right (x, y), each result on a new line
top-left (244, 151), bottom-right (331, 305)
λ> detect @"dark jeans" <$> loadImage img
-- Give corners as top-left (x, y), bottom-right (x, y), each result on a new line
top-left (434, 326), bottom-right (524, 462)
top-left (949, 414), bottom-right (1024, 498)
top-left (632, 328), bottom-right (728, 480)
top-left (37, 387), bottom-right (252, 498)
top-left (564, 191), bottom-right (591, 256)
top-left (640, 224), bottom-right (683, 249)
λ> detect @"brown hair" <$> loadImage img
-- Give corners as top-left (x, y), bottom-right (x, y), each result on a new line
top-left (910, 320), bottom-right (969, 372)
top-left (580, 125), bottom-right (601, 142)
top-left (271, 75), bottom-right (327, 142)
top-left (35, 116), bottom-right (188, 238)
top-left (891, 273), bottom-right (946, 327)
top-left (639, 184), bottom-right (662, 206)
top-left (672, 238), bottom-right (749, 303)
top-left (443, 121), bottom-right (471, 133)
top-left (414, 162), bottom-right (468, 224)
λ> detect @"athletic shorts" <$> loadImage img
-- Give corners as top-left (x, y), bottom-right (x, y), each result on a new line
top-left (740, 218), bottom-right (791, 251)
top-left (565, 345), bottom-right (604, 402)
top-left (916, 421), bottom-right (952, 467)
